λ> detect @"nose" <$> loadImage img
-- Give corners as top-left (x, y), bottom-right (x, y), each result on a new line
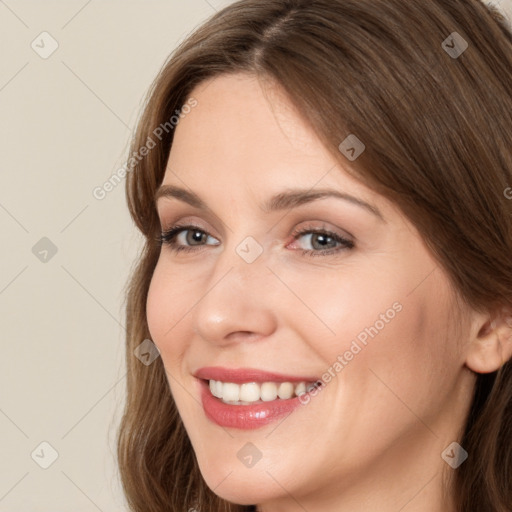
top-left (191, 243), bottom-right (278, 347)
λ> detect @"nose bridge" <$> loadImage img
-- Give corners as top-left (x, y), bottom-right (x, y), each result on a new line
top-left (214, 232), bottom-right (268, 285)
top-left (191, 234), bottom-right (277, 343)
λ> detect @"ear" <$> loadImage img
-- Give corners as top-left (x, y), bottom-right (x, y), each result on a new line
top-left (465, 306), bottom-right (512, 374)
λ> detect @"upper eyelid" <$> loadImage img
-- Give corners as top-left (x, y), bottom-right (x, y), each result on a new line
top-left (156, 207), bottom-right (231, 236)
top-left (158, 211), bottom-right (353, 234)
top-left (158, 215), bottom-right (211, 231)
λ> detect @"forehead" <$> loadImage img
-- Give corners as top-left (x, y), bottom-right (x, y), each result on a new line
top-left (160, 72), bottom-right (397, 224)
top-left (167, 73), bottom-right (328, 169)
top-left (165, 74), bottom-right (345, 190)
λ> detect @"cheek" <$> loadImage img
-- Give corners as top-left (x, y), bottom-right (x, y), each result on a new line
top-left (146, 267), bottom-right (166, 346)
top-left (146, 261), bottom-right (191, 360)
top-left (286, 258), bottom-right (458, 408)
top-left (334, 273), bottom-right (459, 420)
top-left (296, 273), bottom-right (459, 467)
top-left (274, 261), bottom-right (410, 366)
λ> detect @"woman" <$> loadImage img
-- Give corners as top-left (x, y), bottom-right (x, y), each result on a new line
top-left (116, 1), bottom-right (512, 510)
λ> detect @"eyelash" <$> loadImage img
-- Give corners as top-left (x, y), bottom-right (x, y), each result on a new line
top-left (156, 223), bottom-right (354, 257)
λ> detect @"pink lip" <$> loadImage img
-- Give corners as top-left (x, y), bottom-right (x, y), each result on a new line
top-left (194, 366), bottom-right (319, 384)
top-left (194, 367), bottom-right (321, 430)
top-left (198, 379), bottom-right (315, 430)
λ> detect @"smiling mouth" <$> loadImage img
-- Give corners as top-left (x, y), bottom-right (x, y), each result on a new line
top-left (204, 379), bottom-right (319, 405)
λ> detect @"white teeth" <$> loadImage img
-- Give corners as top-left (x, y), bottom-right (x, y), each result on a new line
top-left (295, 382), bottom-right (306, 396)
top-left (240, 382), bottom-right (260, 402)
top-left (278, 382), bottom-right (294, 399)
top-left (209, 379), bottom-right (223, 398)
top-left (222, 382), bottom-right (240, 402)
top-left (208, 379), bottom-right (315, 404)
top-left (214, 380), bottom-right (223, 398)
top-left (260, 382), bottom-right (277, 401)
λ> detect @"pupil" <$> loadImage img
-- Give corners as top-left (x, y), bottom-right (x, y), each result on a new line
top-left (188, 230), bottom-right (204, 245)
top-left (312, 233), bottom-right (333, 249)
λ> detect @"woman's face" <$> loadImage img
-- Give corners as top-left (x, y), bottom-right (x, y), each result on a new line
top-left (147, 73), bottom-right (476, 510)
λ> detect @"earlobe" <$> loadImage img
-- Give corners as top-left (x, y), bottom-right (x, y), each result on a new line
top-left (465, 307), bottom-right (512, 374)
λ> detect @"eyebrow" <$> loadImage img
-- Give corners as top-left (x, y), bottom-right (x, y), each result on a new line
top-left (155, 185), bottom-right (385, 221)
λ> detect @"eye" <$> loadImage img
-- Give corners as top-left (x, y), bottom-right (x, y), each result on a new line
top-left (157, 224), bottom-right (219, 253)
top-left (157, 223), bottom-right (354, 257)
top-left (288, 227), bottom-right (354, 257)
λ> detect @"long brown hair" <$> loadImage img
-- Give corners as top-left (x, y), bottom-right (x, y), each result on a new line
top-left (116, 1), bottom-right (512, 510)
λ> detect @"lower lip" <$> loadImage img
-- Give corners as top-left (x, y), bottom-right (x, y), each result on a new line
top-left (198, 379), bottom-right (310, 430)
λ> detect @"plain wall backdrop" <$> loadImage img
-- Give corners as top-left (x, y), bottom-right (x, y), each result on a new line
top-left (1, 0), bottom-right (510, 510)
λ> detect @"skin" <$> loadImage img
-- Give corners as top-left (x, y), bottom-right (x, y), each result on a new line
top-left (146, 73), bottom-right (512, 512)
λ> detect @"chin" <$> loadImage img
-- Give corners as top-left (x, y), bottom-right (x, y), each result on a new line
top-left (198, 460), bottom-right (280, 506)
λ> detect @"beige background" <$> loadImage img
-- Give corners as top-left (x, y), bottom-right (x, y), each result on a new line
top-left (0, 1), bottom-right (510, 510)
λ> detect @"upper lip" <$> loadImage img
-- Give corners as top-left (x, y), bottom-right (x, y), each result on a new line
top-left (194, 366), bottom-right (319, 384)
